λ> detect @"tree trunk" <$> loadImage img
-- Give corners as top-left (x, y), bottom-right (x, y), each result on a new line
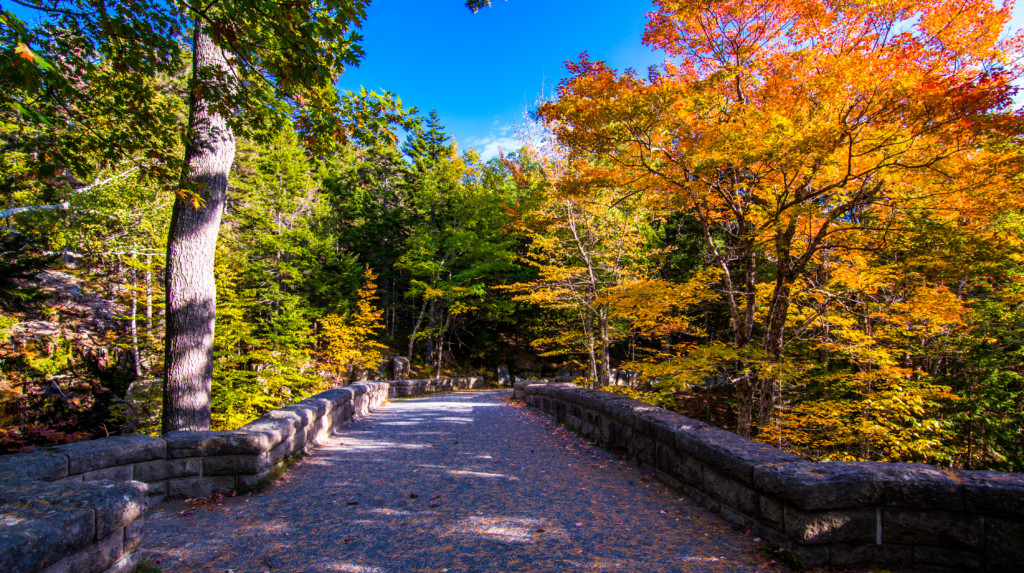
top-left (741, 237), bottom-right (756, 343)
top-left (145, 253), bottom-right (153, 340)
top-left (736, 375), bottom-right (754, 438)
top-left (130, 251), bottom-right (142, 378)
top-left (597, 307), bottom-right (611, 387)
top-left (764, 276), bottom-right (794, 360)
top-left (436, 310), bottom-right (450, 378)
top-left (727, 234), bottom-right (759, 437)
top-left (704, 376), bottom-right (713, 422)
top-left (426, 297), bottom-right (437, 365)
top-left (758, 220), bottom-right (798, 437)
top-left (585, 331), bottom-right (597, 386)
top-left (407, 295), bottom-right (428, 361)
top-left (162, 27), bottom-right (237, 433)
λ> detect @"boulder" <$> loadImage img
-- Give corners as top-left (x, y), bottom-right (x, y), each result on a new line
top-left (497, 366), bottom-right (511, 386)
top-left (392, 357), bottom-right (410, 380)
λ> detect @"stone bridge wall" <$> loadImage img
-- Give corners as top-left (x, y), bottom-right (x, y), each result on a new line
top-left (519, 380), bottom-right (1024, 573)
top-left (0, 376), bottom-right (484, 573)
top-left (389, 376), bottom-right (487, 397)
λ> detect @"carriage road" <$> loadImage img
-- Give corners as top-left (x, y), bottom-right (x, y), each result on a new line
top-left (141, 389), bottom-right (784, 572)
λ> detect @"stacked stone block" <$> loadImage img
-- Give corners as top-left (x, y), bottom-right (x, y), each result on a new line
top-left (388, 376), bottom-right (486, 397)
top-left (0, 379), bottom-right (440, 573)
top-left (0, 449), bottom-right (150, 573)
top-left (513, 377), bottom-right (551, 400)
top-left (520, 380), bottom-right (1024, 572)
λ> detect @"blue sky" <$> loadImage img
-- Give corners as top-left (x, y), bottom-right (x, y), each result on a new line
top-left (7, 0), bottom-right (1023, 159)
top-left (343, 0), bottom-right (1024, 159)
top-left (337, 0), bottom-right (665, 159)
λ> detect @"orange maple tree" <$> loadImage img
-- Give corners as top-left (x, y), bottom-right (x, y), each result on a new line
top-left (541, 0), bottom-right (1024, 436)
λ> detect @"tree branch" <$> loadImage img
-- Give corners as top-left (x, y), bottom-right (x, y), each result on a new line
top-left (0, 202), bottom-right (71, 219)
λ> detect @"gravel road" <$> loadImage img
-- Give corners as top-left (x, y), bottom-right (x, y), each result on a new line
top-left (141, 389), bottom-right (785, 572)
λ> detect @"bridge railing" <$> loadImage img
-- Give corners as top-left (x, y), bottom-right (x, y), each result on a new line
top-left (0, 376), bottom-right (484, 573)
top-left (518, 379), bottom-right (1024, 573)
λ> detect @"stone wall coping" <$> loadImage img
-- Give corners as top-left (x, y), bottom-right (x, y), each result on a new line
top-left (959, 470), bottom-right (1024, 521)
top-left (527, 381), bottom-right (1024, 516)
top-left (391, 376), bottom-right (484, 384)
top-left (755, 461), bottom-right (964, 512)
top-left (54, 435), bottom-right (166, 475)
top-left (163, 430), bottom-right (275, 458)
top-left (388, 376), bottom-right (486, 397)
top-left (0, 478), bottom-right (146, 573)
top-left (0, 376), bottom-right (482, 572)
top-left (0, 450), bottom-right (70, 482)
top-left (523, 380), bottom-right (1024, 572)
top-left (512, 378), bottom-right (558, 400)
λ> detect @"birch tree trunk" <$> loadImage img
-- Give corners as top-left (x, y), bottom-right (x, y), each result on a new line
top-left (145, 253), bottom-right (153, 340)
top-left (161, 27), bottom-right (237, 433)
top-left (597, 306), bottom-right (611, 387)
top-left (407, 295), bottom-right (428, 361)
top-left (426, 297), bottom-right (437, 365)
top-left (131, 251), bottom-right (142, 378)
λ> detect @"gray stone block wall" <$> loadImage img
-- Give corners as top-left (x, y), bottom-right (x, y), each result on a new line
top-left (520, 381), bottom-right (1024, 572)
top-left (0, 479), bottom-right (146, 573)
top-left (513, 378), bottom-right (555, 400)
top-left (388, 376), bottom-right (486, 397)
top-left (0, 377), bottom-right (476, 573)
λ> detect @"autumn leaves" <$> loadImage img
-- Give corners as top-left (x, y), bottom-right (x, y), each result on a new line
top-left (530, 0), bottom-right (1024, 466)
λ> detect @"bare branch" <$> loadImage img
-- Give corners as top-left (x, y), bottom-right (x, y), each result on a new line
top-left (74, 164), bottom-right (147, 194)
top-left (0, 202), bottom-right (71, 219)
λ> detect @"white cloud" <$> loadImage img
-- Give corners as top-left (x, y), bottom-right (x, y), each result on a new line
top-left (469, 136), bottom-right (522, 161)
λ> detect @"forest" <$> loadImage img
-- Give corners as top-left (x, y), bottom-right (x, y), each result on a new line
top-left (2, 0), bottom-right (1023, 473)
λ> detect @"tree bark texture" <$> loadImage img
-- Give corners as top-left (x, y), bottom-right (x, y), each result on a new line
top-left (131, 252), bottom-right (141, 378)
top-left (145, 254), bottom-right (153, 339)
top-left (162, 28), bottom-right (237, 433)
top-left (597, 307), bottom-right (611, 388)
top-left (407, 295), bottom-right (428, 361)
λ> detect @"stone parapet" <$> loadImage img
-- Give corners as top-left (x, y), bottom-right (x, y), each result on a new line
top-left (520, 380), bottom-right (1024, 572)
top-left (388, 376), bottom-right (486, 397)
top-left (0, 377), bottom-right (478, 573)
top-left (513, 378), bottom-right (554, 401)
top-left (0, 479), bottom-right (146, 573)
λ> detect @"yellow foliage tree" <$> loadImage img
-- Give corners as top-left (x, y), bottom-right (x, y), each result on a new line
top-left (508, 177), bottom-right (658, 386)
top-left (318, 268), bottom-right (388, 382)
top-left (540, 0), bottom-right (1024, 437)
top-left (758, 252), bottom-right (968, 462)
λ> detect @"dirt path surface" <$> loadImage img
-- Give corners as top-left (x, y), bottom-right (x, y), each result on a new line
top-left (141, 390), bottom-right (785, 572)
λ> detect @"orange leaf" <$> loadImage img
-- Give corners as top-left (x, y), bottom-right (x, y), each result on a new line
top-left (14, 43), bottom-right (35, 62)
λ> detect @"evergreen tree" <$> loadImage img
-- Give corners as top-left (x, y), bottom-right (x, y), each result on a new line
top-left (210, 130), bottom-right (344, 429)
top-left (2, 0), bottom-right (481, 433)
top-left (320, 142), bottom-right (413, 338)
top-left (403, 109), bottom-right (452, 169)
top-left (319, 268), bottom-right (389, 381)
